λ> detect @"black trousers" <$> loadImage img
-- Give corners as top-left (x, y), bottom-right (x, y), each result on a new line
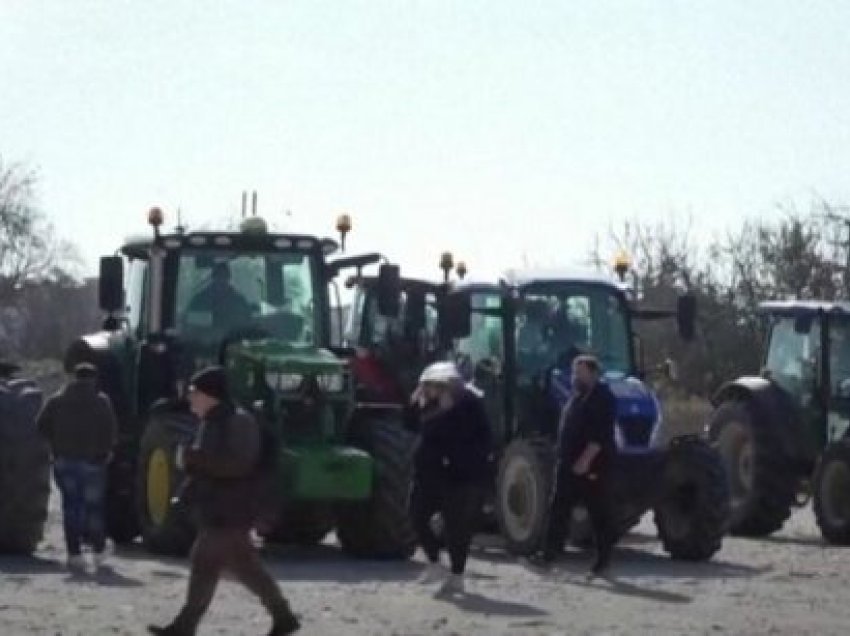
top-left (543, 464), bottom-right (614, 562)
top-left (409, 480), bottom-right (483, 575)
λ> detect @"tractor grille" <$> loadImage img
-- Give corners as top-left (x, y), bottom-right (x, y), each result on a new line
top-left (617, 415), bottom-right (655, 448)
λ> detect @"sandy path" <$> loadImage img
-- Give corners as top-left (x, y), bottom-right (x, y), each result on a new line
top-left (2, 492), bottom-right (849, 636)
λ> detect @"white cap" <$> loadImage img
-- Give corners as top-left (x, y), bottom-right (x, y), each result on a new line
top-left (418, 361), bottom-right (462, 385)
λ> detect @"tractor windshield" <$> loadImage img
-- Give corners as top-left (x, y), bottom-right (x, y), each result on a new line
top-left (173, 249), bottom-right (321, 346)
top-left (516, 282), bottom-right (632, 378)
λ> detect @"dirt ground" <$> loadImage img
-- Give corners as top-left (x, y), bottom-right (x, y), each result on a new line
top-left (2, 490), bottom-right (849, 636)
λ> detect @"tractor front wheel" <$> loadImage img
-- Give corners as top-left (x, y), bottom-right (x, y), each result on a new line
top-left (813, 440), bottom-right (850, 545)
top-left (136, 415), bottom-right (196, 556)
top-left (708, 401), bottom-right (797, 536)
top-left (336, 417), bottom-right (417, 559)
top-left (495, 438), bottom-right (555, 555)
top-left (653, 437), bottom-right (731, 561)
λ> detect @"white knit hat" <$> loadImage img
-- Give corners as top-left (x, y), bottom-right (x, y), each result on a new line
top-left (418, 361), bottom-right (462, 385)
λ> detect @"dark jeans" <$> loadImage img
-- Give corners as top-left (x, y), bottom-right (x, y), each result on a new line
top-left (543, 463), bottom-right (614, 563)
top-left (53, 458), bottom-right (107, 556)
top-left (171, 527), bottom-right (293, 635)
top-left (410, 480), bottom-right (483, 575)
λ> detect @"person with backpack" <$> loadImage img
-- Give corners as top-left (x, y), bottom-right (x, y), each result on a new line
top-left (36, 362), bottom-right (117, 572)
top-left (148, 366), bottom-right (299, 636)
top-left (407, 361), bottom-right (493, 595)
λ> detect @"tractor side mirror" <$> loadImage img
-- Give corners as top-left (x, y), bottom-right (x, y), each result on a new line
top-left (99, 256), bottom-right (124, 313)
top-left (441, 292), bottom-right (472, 339)
top-left (405, 291), bottom-right (426, 332)
top-left (677, 294), bottom-right (697, 341)
top-left (376, 263), bottom-right (401, 318)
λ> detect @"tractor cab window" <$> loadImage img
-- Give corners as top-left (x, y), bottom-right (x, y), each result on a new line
top-left (126, 258), bottom-right (148, 334)
top-left (174, 250), bottom-right (319, 346)
top-left (517, 284), bottom-right (631, 378)
top-left (765, 317), bottom-right (820, 399)
top-left (364, 289), bottom-right (440, 357)
top-left (829, 319), bottom-right (850, 397)
top-left (455, 293), bottom-right (504, 379)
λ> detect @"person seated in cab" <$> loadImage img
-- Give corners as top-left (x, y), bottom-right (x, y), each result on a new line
top-left (189, 262), bottom-right (253, 331)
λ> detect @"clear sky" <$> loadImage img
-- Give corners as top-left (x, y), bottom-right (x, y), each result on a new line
top-left (2, 1), bottom-right (849, 281)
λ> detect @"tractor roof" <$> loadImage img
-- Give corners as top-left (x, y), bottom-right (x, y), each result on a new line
top-left (503, 267), bottom-right (627, 291)
top-left (759, 300), bottom-right (850, 317)
top-left (120, 231), bottom-right (339, 260)
top-left (355, 276), bottom-right (442, 294)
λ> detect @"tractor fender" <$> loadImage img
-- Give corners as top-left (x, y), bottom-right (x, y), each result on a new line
top-left (64, 332), bottom-right (130, 421)
top-left (708, 376), bottom-right (809, 464)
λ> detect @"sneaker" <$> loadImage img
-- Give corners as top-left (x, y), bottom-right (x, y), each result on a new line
top-left (268, 612), bottom-right (301, 635)
top-left (67, 554), bottom-right (86, 573)
top-left (417, 562), bottom-right (447, 585)
top-left (438, 573), bottom-right (465, 595)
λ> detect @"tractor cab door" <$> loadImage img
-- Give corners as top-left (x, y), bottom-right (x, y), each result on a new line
top-left (825, 316), bottom-right (850, 443)
top-left (452, 291), bottom-right (509, 448)
top-left (764, 314), bottom-right (825, 457)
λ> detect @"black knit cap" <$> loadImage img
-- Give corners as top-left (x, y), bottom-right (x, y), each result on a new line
top-left (190, 365), bottom-right (229, 401)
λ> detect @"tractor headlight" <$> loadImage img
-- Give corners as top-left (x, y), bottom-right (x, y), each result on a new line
top-left (266, 371), bottom-right (303, 392)
top-left (316, 373), bottom-right (345, 393)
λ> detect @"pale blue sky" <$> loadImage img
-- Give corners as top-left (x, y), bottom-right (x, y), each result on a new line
top-left (2, 1), bottom-right (849, 280)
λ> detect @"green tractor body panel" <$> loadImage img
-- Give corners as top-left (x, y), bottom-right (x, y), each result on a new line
top-left (278, 446), bottom-right (373, 500)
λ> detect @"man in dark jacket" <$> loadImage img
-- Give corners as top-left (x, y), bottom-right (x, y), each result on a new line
top-left (408, 361), bottom-right (493, 595)
top-left (536, 354), bottom-right (617, 575)
top-left (37, 362), bottom-right (117, 572)
top-left (148, 366), bottom-right (299, 636)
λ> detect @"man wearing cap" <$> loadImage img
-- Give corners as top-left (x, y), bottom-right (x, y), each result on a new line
top-left (535, 354), bottom-right (617, 575)
top-left (36, 362), bottom-right (117, 572)
top-left (408, 361), bottom-right (493, 595)
top-left (149, 366), bottom-right (299, 636)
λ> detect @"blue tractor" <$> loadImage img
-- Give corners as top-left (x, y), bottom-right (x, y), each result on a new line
top-left (441, 266), bottom-right (731, 561)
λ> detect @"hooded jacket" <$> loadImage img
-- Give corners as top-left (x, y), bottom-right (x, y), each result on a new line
top-left (36, 379), bottom-right (118, 462)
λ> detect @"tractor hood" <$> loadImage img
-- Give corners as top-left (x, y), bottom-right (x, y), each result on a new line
top-left (548, 366), bottom-right (661, 452)
top-left (226, 340), bottom-right (346, 374)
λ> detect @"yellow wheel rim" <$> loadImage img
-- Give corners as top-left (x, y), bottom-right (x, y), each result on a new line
top-left (147, 449), bottom-right (171, 526)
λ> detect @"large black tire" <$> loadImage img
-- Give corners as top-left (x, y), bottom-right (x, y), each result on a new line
top-left (813, 439), bottom-right (850, 545)
top-left (136, 414), bottom-right (196, 556)
top-left (336, 417), bottom-right (417, 559)
top-left (105, 442), bottom-right (140, 544)
top-left (0, 384), bottom-right (51, 554)
top-left (495, 438), bottom-right (555, 555)
top-left (653, 437), bottom-right (731, 561)
top-left (261, 503), bottom-right (333, 547)
top-left (708, 400), bottom-right (797, 537)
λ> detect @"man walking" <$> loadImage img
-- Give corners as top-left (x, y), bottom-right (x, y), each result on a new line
top-left (148, 366), bottom-right (299, 636)
top-left (408, 361), bottom-right (493, 595)
top-left (535, 355), bottom-right (617, 575)
top-left (36, 362), bottom-right (117, 572)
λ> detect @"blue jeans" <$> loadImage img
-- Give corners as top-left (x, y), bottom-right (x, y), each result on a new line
top-left (53, 458), bottom-right (107, 556)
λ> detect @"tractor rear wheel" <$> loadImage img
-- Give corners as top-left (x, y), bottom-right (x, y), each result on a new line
top-left (336, 417), bottom-right (417, 559)
top-left (136, 415), bottom-right (195, 556)
top-left (708, 401), bottom-right (796, 536)
top-left (813, 440), bottom-right (850, 545)
top-left (0, 383), bottom-right (50, 554)
top-left (653, 437), bottom-right (730, 561)
top-left (495, 438), bottom-right (555, 555)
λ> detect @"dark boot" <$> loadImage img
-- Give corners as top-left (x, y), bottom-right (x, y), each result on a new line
top-left (268, 611), bottom-right (301, 635)
top-left (147, 624), bottom-right (192, 636)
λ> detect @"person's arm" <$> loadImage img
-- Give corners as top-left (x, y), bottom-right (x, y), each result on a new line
top-left (185, 413), bottom-right (260, 479)
top-left (99, 394), bottom-right (119, 454)
top-left (35, 399), bottom-right (55, 445)
top-left (573, 390), bottom-right (615, 476)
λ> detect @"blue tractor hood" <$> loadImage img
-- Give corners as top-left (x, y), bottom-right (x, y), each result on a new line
top-left (548, 366), bottom-right (661, 452)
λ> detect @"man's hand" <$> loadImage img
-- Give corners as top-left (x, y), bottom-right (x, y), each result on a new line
top-left (572, 443), bottom-right (601, 477)
top-left (572, 458), bottom-right (590, 476)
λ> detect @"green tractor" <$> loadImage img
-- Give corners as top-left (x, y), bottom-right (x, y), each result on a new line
top-left (707, 301), bottom-right (850, 542)
top-left (64, 208), bottom-right (416, 558)
top-left (0, 361), bottom-right (51, 554)
top-left (439, 267), bottom-right (730, 561)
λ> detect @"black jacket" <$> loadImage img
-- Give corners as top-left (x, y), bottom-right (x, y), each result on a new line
top-left (411, 387), bottom-right (493, 486)
top-left (557, 381), bottom-right (617, 474)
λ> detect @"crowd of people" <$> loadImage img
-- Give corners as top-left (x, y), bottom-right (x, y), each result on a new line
top-left (35, 353), bottom-right (617, 636)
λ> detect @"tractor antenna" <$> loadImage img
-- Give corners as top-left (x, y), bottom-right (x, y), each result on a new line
top-left (252, 191), bottom-right (258, 217)
top-left (176, 207), bottom-right (185, 235)
top-left (241, 191), bottom-right (247, 219)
